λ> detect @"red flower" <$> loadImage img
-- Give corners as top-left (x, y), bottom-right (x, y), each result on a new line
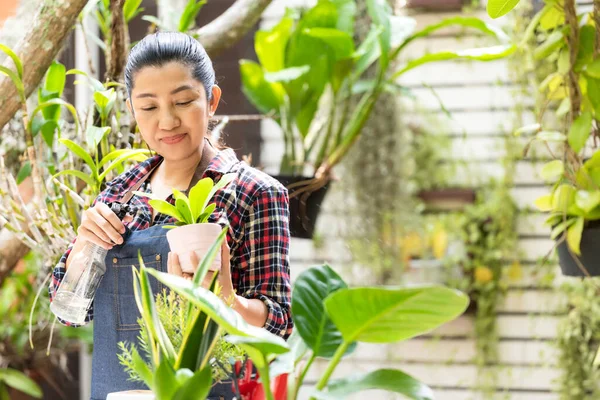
top-left (232, 360), bottom-right (288, 400)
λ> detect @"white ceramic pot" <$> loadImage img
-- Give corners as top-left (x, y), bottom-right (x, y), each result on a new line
top-left (166, 223), bottom-right (222, 274)
top-left (106, 390), bottom-right (154, 400)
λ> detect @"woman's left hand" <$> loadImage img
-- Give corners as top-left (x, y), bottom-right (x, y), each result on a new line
top-left (167, 242), bottom-right (235, 302)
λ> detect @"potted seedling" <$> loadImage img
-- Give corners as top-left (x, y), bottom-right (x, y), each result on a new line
top-left (135, 173), bottom-right (235, 274)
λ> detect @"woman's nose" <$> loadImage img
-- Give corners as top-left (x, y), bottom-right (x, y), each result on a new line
top-left (158, 108), bottom-right (180, 131)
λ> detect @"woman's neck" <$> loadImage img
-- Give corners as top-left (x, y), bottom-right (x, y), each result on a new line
top-left (157, 144), bottom-right (217, 190)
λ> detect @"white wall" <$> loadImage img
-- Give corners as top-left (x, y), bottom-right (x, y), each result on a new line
top-left (262, 2), bottom-right (562, 399)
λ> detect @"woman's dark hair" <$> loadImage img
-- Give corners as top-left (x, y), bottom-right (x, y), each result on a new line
top-left (124, 31), bottom-right (215, 101)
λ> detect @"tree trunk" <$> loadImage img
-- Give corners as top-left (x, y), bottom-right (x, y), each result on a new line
top-left (0, 0), bottom-right (90, 133)
top-left (0, 229), bottom-right (30, 289)
top-left (196, 0), bottom-right (273, 58)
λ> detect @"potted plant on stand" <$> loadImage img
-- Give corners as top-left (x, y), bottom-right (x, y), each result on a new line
top-left (240, 0), bottom-right (515, 238)
top-left (487, 0), bottom-right (600, 276)
top-left (134, 173), bottom-right (235, 274)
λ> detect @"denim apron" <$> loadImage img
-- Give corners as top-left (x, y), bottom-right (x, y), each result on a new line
top-left (90, 168), bottom-right (234, 400)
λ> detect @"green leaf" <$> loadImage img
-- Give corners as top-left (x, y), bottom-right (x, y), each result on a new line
top-left (30, 99), bottom-right (80, 136)
top-left (292, 265), bottom-right (356, 358)
top-left (16, 162), bottom-right (31, 185)
top-left (551, 218), bottom-right (576, 239)
top-left (123, 0), bottom-right (143, 22)
top-left (154, 359), bottom-right (178, 400)
top-left (203, 173), bottom-right (236, 211)
top-left (586, 58), bottom-right (600, 79)
top-left (173, 366), bottom-right (212, 400)
top-left (533, 30), bottom-right (565, 60)
top-left (0, 44), bottom-right (23, 79)
top-left (53, 170), bottom-right (97, 187)
top-left (98, 151), bottom-right (150, 182)
top-left (304, 28), bottom-right (355, 60)
top-left (66, 69), bottom-right (104, 92)
top-left (331, 0), bottom-right (356, 35)
top-left (44, 61), bottom-right (66, 97)
top-left (129, 346), bottom-right (153, 388)
top-left (566, 217), bottom-right (584, 255)
top-left (175, 197), bottom-right (193, 224)
top-left (324, 286), bottom-right (469, 344)
top-left (239, 60), bottom-right (284, 115)
top-left (59, 138), bottom-right (96, 172)
top-left (225, 335), bottom-right (290, 369)
top-left (265, 66), bottom-right (311, 83)
top-left (0, 66), bottom-right (25, 103)
top-left (269, 330), bottom-right (308, 378)
top-left (575, 190), bottom-right (600, 213)
top-left (136, 263), bottom-right (177, 364)
top-left (255, 13), bottom-right (293, 72)
top-left (40, 120), bottom-right (59, 147)
top-left (188, 177), bottom-right (213, 222)
top-left (149, 199), bottom-right (182, 221)
top-left (568, 111), bottom-right (593, 153)
top-left (178, 0), bottom-right (206, 32)
top-left (487, 0), bottom-right (521, 19)
top-left (576, 25), bottom-right (596, 72)
top-left (301, 0), bottom-right (338, 29)
top-left (0, 369), bottom-right (41, 398)
top-left (196, 203), bottom-right (216, 223)
top-left (145, 268), bottom-right (289, 348)
top-left (539, 4), bottom-right (564, 30)
top-left (86, 126), bottom-right (111, 149)
top-left (552, 184), bottom-right (576, 212)
top-left (315, 369), bottom-right (434, 400)
top-left (94, 89), bottom-right (117, 119)
top-left (540, 160), bottom-right (564, 182)
top-left (98, 149), bottom-right (150, 168)
top-left (556, 97), bottom-right (571, 117)
top-left (393, 45), bottom-right (516, 79)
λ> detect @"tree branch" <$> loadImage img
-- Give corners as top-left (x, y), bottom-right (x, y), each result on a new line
top-left (195, 0), bottom-right (273, 58)
top-left (0, 0), bottom-right (89, 132)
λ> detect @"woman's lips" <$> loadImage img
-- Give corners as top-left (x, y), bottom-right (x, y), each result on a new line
top-left (161, 133), bottom-right (186, 144)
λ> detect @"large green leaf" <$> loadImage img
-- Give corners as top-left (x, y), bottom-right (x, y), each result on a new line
top-left (568, 111), bottom-right (592, 153)
top-left (540, 160), bottom-right (564, 182)
top-left (324, 286), bottom-right (469, 344)
top-left (129, 346), bottom-right (153, 388)
top-left (314, 369), bottom-right (434, 400)
top-left (148, 199), bottom-right (182, 221)
top-left (0, 369), bottom-right (41, 398)
top-left (255, 13), bottom-right (293, 72)
top-left (178, 0), bottom-right (206, 32)
top-left (225, 335), bottom-right (290, 369)
top-left (86, 126), bottom-right (111, 149)
top-left (487, 0), bottom-right (521, 19)
top-left (567, 216), bottom-right (584, 255)
top-left (175, 197), bottom-right (193, 224)
top-left (292, 265), bottom-right (356, 358)
top-left (575, 190), bottom-right (600, 214)
top-left (30, 99), bottom-right (80, 136)
top-left (172, 366), bottom-right (212, 400)
top-left (59, 138), bottom-right (96, 172)
top-left (123, 0), bottom-right (143, 22)
top-left (145, 268), bottom-right (289, 349)
top-left (240, 60), bottom-right (284, 115)
top-left (0, 44), bottom-right (23, 79)
top-left (534, 30), bottom-right (565, 61)
top-left (265, 66), bottom-right (311, 83)
top-left (44, 61), bottom-right (66, 97)
top-left (304, 28), bottom-right (355, 61)
top-left (153, 359), bottom-right (178, 400)
top-left (393, 45), bottom-right (516, 79)
top-left (576, 25), bottom-right (596, 72)
top-left (188, 177), bottom-right (213, 221)
top-left (300, 0), bottom-right (338, 29)
top-left (16, 162), bottom-right (32, 185)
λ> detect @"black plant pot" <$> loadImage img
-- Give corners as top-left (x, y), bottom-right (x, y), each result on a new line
top-left (272, 175), bottom-right (331, 239)
top-left (557, 226), bottom-right (600, 276)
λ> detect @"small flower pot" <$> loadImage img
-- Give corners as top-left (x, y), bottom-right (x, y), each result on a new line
top-left (166, 223), bottom-right (222, 273)
top-left (106, 390), bottom-right (154, 400)
top-left (272, 175), bottom-right (331, 239)
top-left (556, 226), bottom-right (600, 277)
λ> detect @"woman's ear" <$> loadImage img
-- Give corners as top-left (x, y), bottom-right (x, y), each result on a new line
top-left (209, 85), bottom-right (222, 116)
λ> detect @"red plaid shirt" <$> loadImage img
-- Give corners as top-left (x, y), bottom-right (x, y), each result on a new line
top-left (49, 149), bottom-right (293, 338)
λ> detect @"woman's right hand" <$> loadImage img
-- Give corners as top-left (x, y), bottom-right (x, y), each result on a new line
top-left (77, 202), bottom-right (126, 250)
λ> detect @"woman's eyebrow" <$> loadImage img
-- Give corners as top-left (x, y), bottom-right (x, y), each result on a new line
top-left (135, 85), bottom-right (196, 99)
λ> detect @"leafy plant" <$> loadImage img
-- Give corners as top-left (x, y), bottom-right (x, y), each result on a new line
top-left (119, 228), bottom-right (288, 400)
top-left (0, 368), bottom-right (42, 399)
top-left (241, 0), bottom-right (514, 181)
top-left (134, 173), bottom-right (235, 228)
top-left (489, 0), bottom-right (600, 265)
top-left (142, 0), bottom-right (206, 33)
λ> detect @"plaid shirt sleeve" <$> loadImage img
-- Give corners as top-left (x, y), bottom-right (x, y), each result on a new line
top-left (235, 185), bottom-right (293, 339)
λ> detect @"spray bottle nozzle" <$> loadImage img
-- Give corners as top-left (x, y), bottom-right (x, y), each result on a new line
top-left (109, 202), bottom-right (138, 220)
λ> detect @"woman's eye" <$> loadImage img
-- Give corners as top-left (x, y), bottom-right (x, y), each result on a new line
top-left (176, 101), bottom-right (192, 106)
top-left (141, 106), bottom-right (156, 111)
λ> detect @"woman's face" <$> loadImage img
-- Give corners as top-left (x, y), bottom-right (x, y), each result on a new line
top-left (126, 62), bottom-right (221, 162)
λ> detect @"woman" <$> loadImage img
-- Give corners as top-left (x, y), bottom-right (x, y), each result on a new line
top-left (49, 32), bottom-right (293, 400)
